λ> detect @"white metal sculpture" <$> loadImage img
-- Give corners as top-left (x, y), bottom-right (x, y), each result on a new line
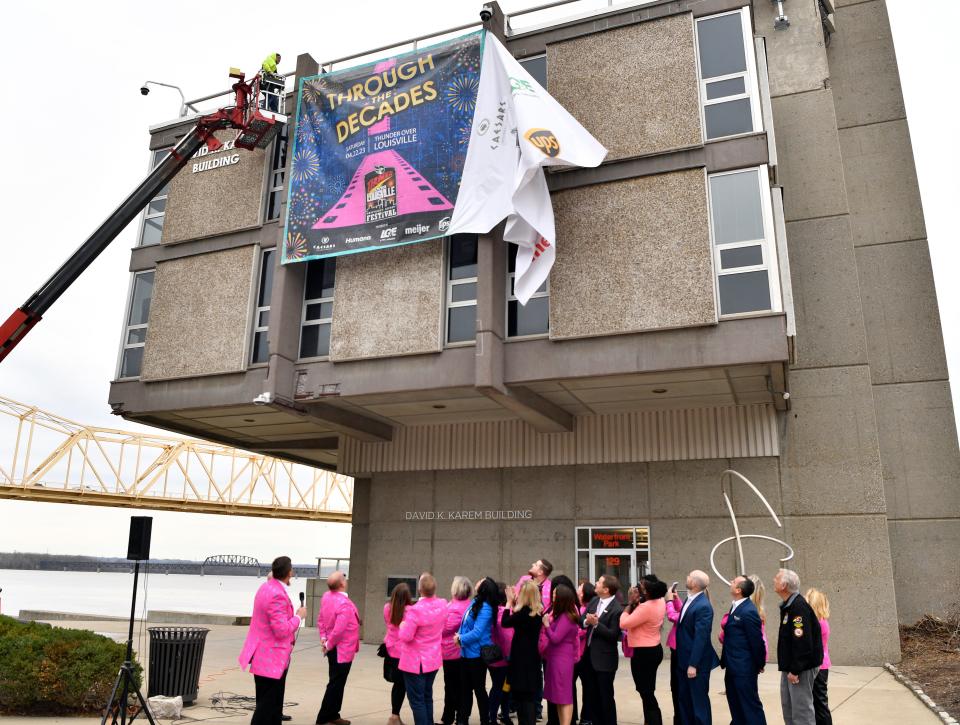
top-left (710, 469), bottom-right (794, 585)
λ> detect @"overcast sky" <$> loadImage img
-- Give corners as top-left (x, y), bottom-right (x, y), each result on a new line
top-left (0, 1), bottom-right (957, 563)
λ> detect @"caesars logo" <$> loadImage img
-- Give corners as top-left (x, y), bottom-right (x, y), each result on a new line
top-left (524, 128), bottom-right (560, 158)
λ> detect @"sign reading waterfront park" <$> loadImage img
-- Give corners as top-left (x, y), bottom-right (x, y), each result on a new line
top-left (283, 32), bottom-right (482, 262)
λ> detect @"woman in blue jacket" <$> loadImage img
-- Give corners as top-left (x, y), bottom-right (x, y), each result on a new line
top-left (455, 577), bottom-right (500, 725)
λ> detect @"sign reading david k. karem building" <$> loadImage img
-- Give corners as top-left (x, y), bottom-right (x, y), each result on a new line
top-left (160, 128), bottom-right (268, 244)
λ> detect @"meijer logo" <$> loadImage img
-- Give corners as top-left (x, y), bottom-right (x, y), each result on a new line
top-left (524, 128), bottom-right (560, 157)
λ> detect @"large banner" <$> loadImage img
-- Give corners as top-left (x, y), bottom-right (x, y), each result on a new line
top-left (283, 32), bottom-right (483, 263)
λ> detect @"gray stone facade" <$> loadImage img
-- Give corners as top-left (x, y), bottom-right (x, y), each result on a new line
top-left (108, 0), bottom-right (959, 665)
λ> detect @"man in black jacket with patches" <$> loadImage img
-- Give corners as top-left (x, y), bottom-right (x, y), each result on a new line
top-left (774, 569), bottom-right (823, 725)
top-left (582, 574), bottom-right (624, 725)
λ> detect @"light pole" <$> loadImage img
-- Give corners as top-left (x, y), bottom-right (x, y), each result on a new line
top-left (139, 81), bottom-right (195, 117)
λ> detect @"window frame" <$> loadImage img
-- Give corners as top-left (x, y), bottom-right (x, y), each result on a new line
top-left (136, 148), bottom-right (171, 247)
top-left (250, 248), bottom-right (275, 366)
top-left (445, 236), bottom-right (478, 348)
top-left (505, 245), bottom-right (550, 340)
top-left (695, 7), bottom-right (763, 142)
top-left (115, 269), bottom-right (155, 380)
top-left (265, 125), bottom-right (289, 222)
top-left (518, 53), bottom-right (547, 88)
top-left (707, 164), bottom-right (782, 318)
top-left (298, 259), bottom-right (335, 361)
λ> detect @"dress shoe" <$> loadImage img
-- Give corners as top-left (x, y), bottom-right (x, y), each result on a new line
top-left (282, 717), bottom-right (292, 722)
top-left (331, 720), bottom-right (351, 725)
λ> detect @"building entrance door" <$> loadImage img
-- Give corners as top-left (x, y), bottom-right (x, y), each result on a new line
top-left (593, 551), bottom-right (633, 591)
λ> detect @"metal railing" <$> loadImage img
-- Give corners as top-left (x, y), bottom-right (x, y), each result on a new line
top-left (0, 395), bottom-right (352, 521)
top-left (178, 0), bottom-right (631, 113)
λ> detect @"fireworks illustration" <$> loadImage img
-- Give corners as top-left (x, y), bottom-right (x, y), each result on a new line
top-left (291, 147), bottom-right (321, 182)
top-left (289, 186), bottom-right (323, 228)
top-left (301, 78), bottom-right (329, 104)
top-left (457, 124), bottom-right (472, 147)
top-left (285, 232), bottom-right (309, 261)
top-left (297, 119), bottom-right (315, 144)
top-left (328, 174), bottom-right (346, 196)
top-left (445, 75), bottom-right (479, 114)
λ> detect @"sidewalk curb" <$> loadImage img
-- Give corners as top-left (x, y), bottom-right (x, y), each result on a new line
top-left (884, 662), bottom-right (957, 724)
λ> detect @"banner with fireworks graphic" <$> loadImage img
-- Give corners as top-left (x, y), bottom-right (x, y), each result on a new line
top-left (282, 32), bottom-right (482, 263)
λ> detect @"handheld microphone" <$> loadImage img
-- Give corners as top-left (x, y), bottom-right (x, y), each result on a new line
top-left (299, 592), bottom-right (305, 606)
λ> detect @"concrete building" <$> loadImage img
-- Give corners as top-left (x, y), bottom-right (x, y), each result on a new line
top-left (108, 0), bottom-right (959, 664)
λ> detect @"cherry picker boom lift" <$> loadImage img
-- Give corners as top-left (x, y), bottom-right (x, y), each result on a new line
top-left (0, 69), bottom-right (284, 364)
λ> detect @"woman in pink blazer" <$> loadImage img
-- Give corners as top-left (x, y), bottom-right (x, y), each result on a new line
top-left (441, 576), bottom-right (473, 725)
top-left (488, 582), bottom-right (514, 725)
top-left (238, 557), bottom-right (305, 725)
top-left (399, 573), bottom-right (449, 725)
top-left (385, 582), bottom-right (414, 725)
top-left (663, 583), bottom-right (683, 725)
top-left (541, 585), bottom-right (580, 725)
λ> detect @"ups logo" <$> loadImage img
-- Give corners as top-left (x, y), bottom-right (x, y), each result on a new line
top-left (524, 128), bottom-right (560, 157)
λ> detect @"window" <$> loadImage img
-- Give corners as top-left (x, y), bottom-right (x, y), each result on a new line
top-left (519, 54), bottom-right (547, 88)
top-left (575, 526), bottom-right (651, 592)
top-left (695, 8), bottom-right (762, 140)
top-left (250, 249), bottom-right (275, 364)
top-left (266, 125), bottom-right (289, 221)
top-left (446, 235), bottom-right (478, 345)
top-left (139, 149), bottom-right (171, 246)
top-left (507, 245), bottom-right (549, 337)
top-left (709, 166), bottom-right (781, 316)
top-left (118, 271), bottom-right (154, 378)
top-left (299, 258), bottom-right (336, 359)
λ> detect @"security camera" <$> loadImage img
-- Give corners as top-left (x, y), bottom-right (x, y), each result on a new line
top-left (480, 5), bottom-right (493, 22)
top-left (140, 86), bottom-right (150, 96)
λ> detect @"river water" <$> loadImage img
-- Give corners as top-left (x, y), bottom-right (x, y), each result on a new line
top-left (0, 568), bottom-right (305, 619)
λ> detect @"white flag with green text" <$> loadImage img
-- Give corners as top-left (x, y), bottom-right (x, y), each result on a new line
top-left (448, 33), bottom-right (607, 304)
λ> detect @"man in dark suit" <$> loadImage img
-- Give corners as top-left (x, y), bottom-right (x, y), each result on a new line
top-left (675, 570), bottom-right (720, 725)
top-left (720, 576), bottom-right (767, 725)
top-left (582, 574), bottom-right (625, 725)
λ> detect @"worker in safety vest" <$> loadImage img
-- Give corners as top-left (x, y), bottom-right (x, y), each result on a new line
top-left (260, 53), bottom-right (283, 112)
top-left (262, 52), bottom-right (282, 74)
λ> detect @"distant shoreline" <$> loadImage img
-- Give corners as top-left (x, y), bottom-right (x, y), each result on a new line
top-left (0, 554), bottom-right (318, 578)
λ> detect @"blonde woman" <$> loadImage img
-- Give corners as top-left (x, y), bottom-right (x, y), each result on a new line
top-left (748, 574), bottom-right (768, 660)
top-left (805, 588), bottom-right (832, 725)
top-left (501, 580), bottom-right (543, 725)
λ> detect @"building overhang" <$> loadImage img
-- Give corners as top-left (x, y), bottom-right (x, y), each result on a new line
top-left (108, 315), bottom-right (789, 472)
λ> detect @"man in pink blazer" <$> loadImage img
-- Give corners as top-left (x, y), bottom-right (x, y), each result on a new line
top-left (238, 556), bottom-right (306, 725)
top-left (398, 573), bottom-right (449, 725)
top-left (514, 558), bottom-right (554, 608)
top-left (316, 571), bottom-right (360, 725)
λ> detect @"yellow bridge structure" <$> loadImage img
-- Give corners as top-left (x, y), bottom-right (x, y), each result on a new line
top-left (0, 396), bottom-right (352, 521)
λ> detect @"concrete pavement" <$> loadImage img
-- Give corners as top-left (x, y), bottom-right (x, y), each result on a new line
top-left (5, 619), bottom-right (939, 724)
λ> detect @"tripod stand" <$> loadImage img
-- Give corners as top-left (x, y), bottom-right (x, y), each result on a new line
top-left (101, 559), bottom-right (155, 725)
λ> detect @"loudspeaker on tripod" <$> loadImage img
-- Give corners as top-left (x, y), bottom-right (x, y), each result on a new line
top-left (126, 516), bottom-right (152, 561)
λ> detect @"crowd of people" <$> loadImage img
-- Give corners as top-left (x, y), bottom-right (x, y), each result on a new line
top-left (238, 557), bottom-right (834, 725)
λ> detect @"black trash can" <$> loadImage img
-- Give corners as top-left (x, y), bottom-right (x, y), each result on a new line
top-left (147, 627), bottom-right (209, 705)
